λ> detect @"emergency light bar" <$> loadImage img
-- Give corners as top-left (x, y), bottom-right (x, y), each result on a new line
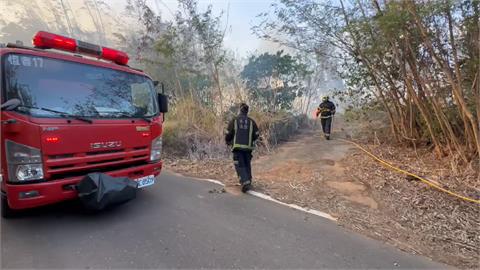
top-left (32, 31), bottom-right (129, 65)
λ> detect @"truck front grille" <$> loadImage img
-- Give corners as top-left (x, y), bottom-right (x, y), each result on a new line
top-left (86, 149), bottom-right (123, 156)
top-left (48, 161), bottom-right (149, 180)
top-left (45, 147), bottom-right (150, 179)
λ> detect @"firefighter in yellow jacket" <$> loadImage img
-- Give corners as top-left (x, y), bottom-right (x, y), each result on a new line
top-left (316, 96), bottom-right (336, 140)
top-left (225, 103), bottom-right (260, 193)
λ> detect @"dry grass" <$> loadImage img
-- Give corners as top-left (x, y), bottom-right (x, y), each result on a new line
top-left (343, 144), bottom-right (480, 269)
top-left (163, 98), bottom-right (310, 159)
top-left (163, 98), bottom-right (228, 158)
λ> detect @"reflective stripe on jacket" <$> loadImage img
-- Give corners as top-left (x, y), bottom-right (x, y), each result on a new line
top-left (233, 118), bottom-right (254, 150)
top-left (317, 101), bottom-right (336, 118)
top-left (225, 114), bottom-right (259, 151)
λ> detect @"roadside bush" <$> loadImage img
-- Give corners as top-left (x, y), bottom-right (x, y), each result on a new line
top-left (163, 98), bottom-right (227, 159)
top-left (163, 99), bottom-right (311, 159)
top-left (343, 105), bottom-right (391, 143)
top-left (250, 111), bottom-right (309, 150)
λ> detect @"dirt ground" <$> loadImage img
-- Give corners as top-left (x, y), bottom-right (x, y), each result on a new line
top-left (166, 118), bottom-right (480, 269)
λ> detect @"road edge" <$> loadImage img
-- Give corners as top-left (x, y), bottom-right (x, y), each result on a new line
top-left (181, 173), bottom-right (337, 222)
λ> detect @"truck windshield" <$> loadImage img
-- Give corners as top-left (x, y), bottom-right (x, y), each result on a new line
top-left (3, 53), bottom-right (158, 118)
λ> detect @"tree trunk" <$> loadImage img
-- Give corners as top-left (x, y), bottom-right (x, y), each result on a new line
top-left (408, 1), bottom-right (480, 158)
top-left (173, 67), bottom-right (187, 99)
top-left (212, 63), bottom-right (224, 113)
top-left (340, 0), bottom-right (401, 141)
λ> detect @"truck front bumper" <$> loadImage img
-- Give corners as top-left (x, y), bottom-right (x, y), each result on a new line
top-left (3, 161), bottom-right (162, 210)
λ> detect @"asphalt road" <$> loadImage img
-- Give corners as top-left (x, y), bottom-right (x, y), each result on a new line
top-left (1, 172), bottom-right (446, 269)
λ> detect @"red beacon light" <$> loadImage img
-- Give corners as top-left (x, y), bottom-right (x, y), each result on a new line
top-left (32, 31), bottom-right (129, 65)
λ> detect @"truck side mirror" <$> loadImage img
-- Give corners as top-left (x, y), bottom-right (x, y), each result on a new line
top-left (157, 93), bottom-right (168, 113)
top-left (1, 99), bottom-right (21, 111)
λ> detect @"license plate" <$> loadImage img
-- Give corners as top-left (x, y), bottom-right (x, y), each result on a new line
top-left (135, 175), bottom-right (155, 188)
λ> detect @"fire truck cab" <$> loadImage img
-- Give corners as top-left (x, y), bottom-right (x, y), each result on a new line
top-left (1, 31), bottom-right (167, 217)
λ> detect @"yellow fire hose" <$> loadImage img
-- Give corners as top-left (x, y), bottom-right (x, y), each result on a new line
top-left (339, 139), bottom-right (480, 204)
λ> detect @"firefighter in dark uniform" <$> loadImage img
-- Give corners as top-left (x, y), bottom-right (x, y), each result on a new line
top-left (225, 103), bottom-right (260, 193)
top-left (316, 96), bottom-right (336, 140)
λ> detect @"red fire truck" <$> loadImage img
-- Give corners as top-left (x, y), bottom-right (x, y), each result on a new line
top-left (0, 31), bottom-right (167, 217)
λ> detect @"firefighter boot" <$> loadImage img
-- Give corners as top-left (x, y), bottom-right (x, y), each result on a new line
top-left (241, 180), bottom-right (252, 193)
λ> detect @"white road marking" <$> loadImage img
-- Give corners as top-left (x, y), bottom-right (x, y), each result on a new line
top-left (247, 190), bottom-right (337, 222)
top-left (189, 175), bottom-right (337, 222)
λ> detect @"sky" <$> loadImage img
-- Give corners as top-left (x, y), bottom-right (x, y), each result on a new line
top-left (143, 0), bottom-right (281, 57)
top-left (0, 0), bottom-right (280, 57)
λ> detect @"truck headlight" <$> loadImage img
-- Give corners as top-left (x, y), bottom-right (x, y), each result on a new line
top-left (16, 164), bottom-right (44, 181)
top-left (150, 136), bottom-right (162, 162)
top-left (6, 140), bottom-right (44, 182)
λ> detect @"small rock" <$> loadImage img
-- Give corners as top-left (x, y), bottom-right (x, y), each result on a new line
top-left (405, 175), bottom-right (418, 182)
top-left (208, 188), bottom-right (226, 194)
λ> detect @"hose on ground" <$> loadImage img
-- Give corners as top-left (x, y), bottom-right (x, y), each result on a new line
top-left (339, 139), bottom-right (480, 204)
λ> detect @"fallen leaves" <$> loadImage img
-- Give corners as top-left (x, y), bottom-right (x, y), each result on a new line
top-left (345, 144), bottom-right (480, 269)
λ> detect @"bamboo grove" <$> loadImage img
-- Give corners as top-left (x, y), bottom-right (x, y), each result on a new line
top-left (256, 0), bottom-right (480, 164)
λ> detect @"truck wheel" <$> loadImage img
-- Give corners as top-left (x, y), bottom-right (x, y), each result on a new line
top-left (1, 195), bottom-right (14, 218)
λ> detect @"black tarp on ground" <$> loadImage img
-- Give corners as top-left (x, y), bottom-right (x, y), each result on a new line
top-left (76, 173), bottom-right (138, 211)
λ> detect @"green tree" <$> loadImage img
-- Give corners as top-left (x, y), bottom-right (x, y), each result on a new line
top-left (241, 51), bottom-right (309, 111)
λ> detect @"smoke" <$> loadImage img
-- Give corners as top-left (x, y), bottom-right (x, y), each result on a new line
top-left (0, 0), bottom-right (124, 47)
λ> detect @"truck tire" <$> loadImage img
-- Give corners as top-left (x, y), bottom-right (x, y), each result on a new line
top-left (1, 195), bottom-right (14, 218)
